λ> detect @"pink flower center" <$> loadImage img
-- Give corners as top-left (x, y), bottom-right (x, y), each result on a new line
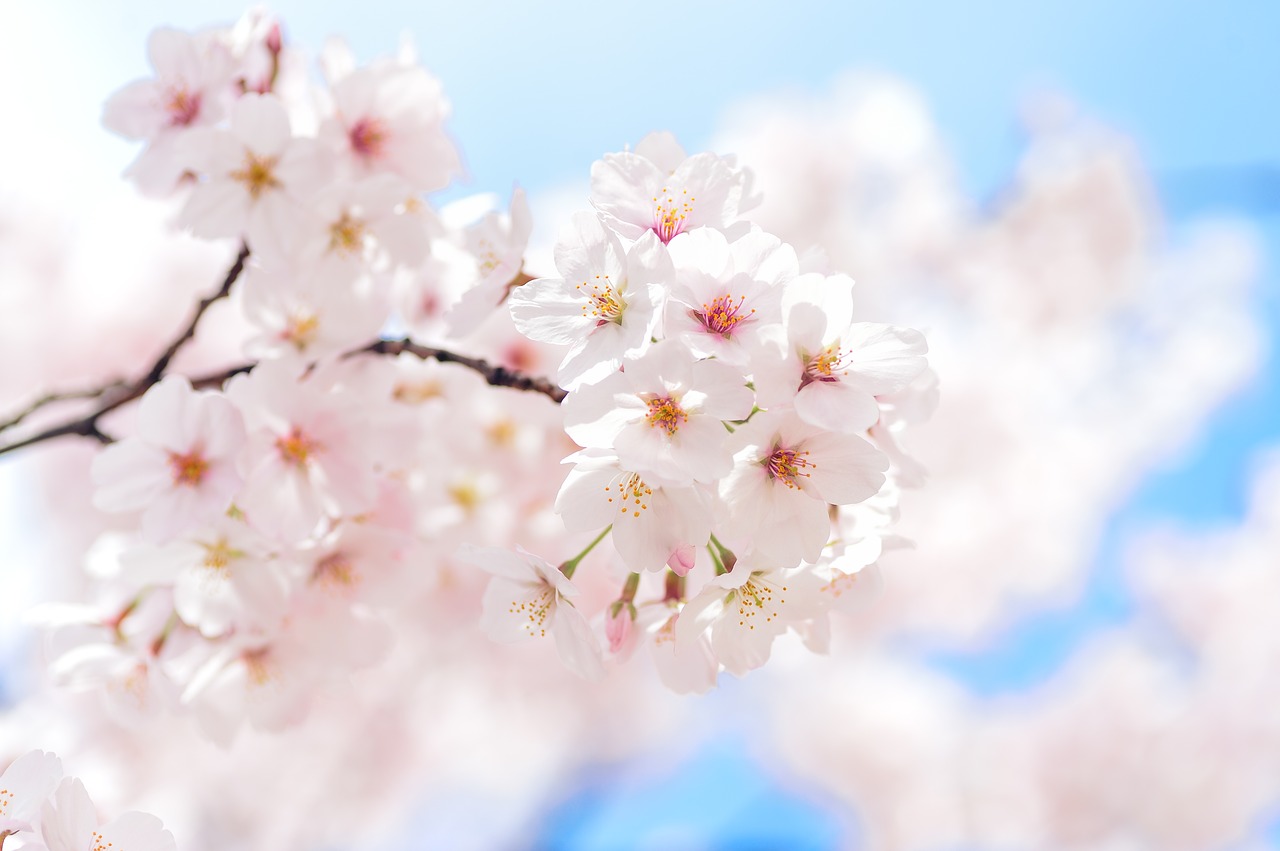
top-left (168, 449), bottom-right (209, 486)
top-left (692, 293), bottom-right (754, 338)
top-left (276, 427), bottom-right (321, 467)
top-left (765, 446), bottom-right (814, 490)
top-left (645, 396), bottom-right (687, 436)
top-left (314, 552), bottom-right (359, 588)
top-left (328, 211), bottom-right (367, 255)
top-left (165, 87), bottom-right (202, 126)
top-left (651, 186), bottom-right (693, 243)
top-left (349, 117), bottom-right (388, 159)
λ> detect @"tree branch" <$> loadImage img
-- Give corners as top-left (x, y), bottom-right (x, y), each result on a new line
top-left (0, 244), bottom-right (250, 458)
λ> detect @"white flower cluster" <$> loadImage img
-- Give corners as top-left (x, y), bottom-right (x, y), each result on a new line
top-left (40, 9), bottom-right (933, 740)
top-left (0, 750), bottom-right (174, 851)
top-left (475, 131), bottom-right (936, 690)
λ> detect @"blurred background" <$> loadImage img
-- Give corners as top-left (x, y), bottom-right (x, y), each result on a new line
top-left (2, 2), bottom-right (1278, 848)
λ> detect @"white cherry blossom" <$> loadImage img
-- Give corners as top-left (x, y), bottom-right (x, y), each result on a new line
top-left (562, 339), bottom-right (753, 486)
top-left (509, 213), bottom-right (668, 389)
top-left (90, 376), bottom-right (246, 543)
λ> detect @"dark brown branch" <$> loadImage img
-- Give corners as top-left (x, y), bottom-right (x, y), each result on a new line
top-left (0, 244), bottom-right (250, 458)
top-left (356, 338), bottom-right (567, 403)
top-left (144, 243), bottom-right (249, 385)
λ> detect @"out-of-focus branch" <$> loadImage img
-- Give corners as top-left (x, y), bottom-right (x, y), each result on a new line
top-left (0, 244), bottom-right (250, 458)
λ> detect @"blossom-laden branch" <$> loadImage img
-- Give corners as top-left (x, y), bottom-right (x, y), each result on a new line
top-left (0, 247), bottom-right (564, 458)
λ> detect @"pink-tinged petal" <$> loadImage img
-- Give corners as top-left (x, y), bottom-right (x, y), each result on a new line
top-left (803, 432), bottom-right (889, 505)
top-left (634, 131), bottom-right (687, 174)
top-left (562, 372), bottom-right (645, 448)
top-left (552, 212), bottom-right (624, 285)
top-left (688, 358), bottom-right (753, 421)
top-left (239, 464), bottom-right (325, 541)
top-left (136, 376), bottom-right (193, 451)
top-left (554, 465), bottom-right (622, 533)
top-left (146, 27), bottom-right (196, 78)
top-left (91, 441), bottom-right (170, 511)
top-left (670, 152), bottom-right (736, 229)
top-left (102, 79), bottom-right (164, 139)
top-left (783, 272), bottom-right (854, 333)
top-left (843, 323), bottom-right (929, 395)
top-left (509, 277), bottom-right (593, 345)
top-left (457, 545), bottom-right (540, 583)
top-left (652, 613), bottom-right (718, 694)
top-left (590, 152), bottom-right (663, 239)
top-left (230, 93), bottom-right (291, 157)
top-left (191, 392), bottom-right (247, 458)
top-left (728, 230), bottom-right (798, 288)
top-left (794, 381), bottom-right (880, 433)
top-left (181, 181), bottom-right (250, 240)
top-left (0, 750), bottom-right (63, 827)
top-left (39, 776), bottom-right (94, 851)
top-left (98, 810), bottom-right (177, 851)
top-left (551, 602), bottom-right (606, 680)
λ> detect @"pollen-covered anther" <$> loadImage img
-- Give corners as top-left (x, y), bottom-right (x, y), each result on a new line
top-left (168, 449), bottom-right (209, 486)
top-left (645, 395), bottom-right (688, 436)
top-left (652, 185), bottom-right (695, 243)
top-left (508, 586), bottom-right (554, 638)
top-left (276, 426), bottom-right (322, 467)
top-left (328, 211), bottom-right (367, 255)
top-left (735, 577), bottom-right (782, 630)
top-left (692, 293), bottom-right (755, 338)
top-left (803, 344), bottom-right (852, 385)
top-left (349, 116), bottom-right (388, 159)
top-left (607, 472), bottom-right (653, 517)
top-left (230, 151), bottom-right (282, 199)
top-left (766, 446), bottom-right (815, 489)
top-left (575, 274), bottom-right (624, 325)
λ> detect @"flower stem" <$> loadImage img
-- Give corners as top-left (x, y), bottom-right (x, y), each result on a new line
top-left (709, 533), bottom-right (737, 573)
top-left (560, 525), bottom-right (612, 579)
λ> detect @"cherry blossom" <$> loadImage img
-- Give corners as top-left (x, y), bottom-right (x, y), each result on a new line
top-left (90, 376), bottom-right (246, 543)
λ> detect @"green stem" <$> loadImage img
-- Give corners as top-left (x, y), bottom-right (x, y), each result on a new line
top-left (620, 572), bottom-right (641, 603)
top-left (560, 525), bottom-right (612, 579)
top-left (706, 544), bottom-right (726, 576)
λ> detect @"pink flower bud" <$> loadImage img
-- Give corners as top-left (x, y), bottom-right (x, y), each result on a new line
top-left (605, 602), bottom-right (636, 656)
top-left (666, 544), bottom-right (696, 576)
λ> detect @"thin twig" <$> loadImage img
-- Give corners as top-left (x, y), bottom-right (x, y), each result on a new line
top-left (0, 244), bottom-right (250, 458)
top-left (0, 381), bottom-right (127, 434)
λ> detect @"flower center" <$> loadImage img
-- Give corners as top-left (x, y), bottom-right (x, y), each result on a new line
top-left (314, 552), bottom-right (358, 588)
top-left (652, 186), bottom-right (694, 243)
top-left (328, 212), bottom-right (366, 255)
top-left (765, 446), bottom-right (815, 490)
top-left (168, 449), bottom-right (209, 486)
top-left (200, 538), bottom-right (242, 572)
top-left (509, 585), bottom-right (554, 638)
top-left (645, 396), bottom-right (688, 436)
top-left (276, 427), bottom-right (321, 467)
top-left (733, 575), bottom-right (788, 630)
top-left (576, 274), bottom-right (625, 326)
top-left (349, 117), bottom-right (388, 159)
top-left (281, 312), bottom-right (319, 351)
top-left (605, 472), bottom-right (652, 519)
top-left (165, 87), bottom-right (201, 126)
top-left (802, 344), bottom-right (851, 386)
top-left (230, 151), bottom-right (282, 200)
top-left (692, 292), bottom-right (754, 338)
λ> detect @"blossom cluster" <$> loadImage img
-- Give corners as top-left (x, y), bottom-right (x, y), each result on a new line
top-left (0, 750), bottom-right (174, 851)
top-left (486, 131), bottom-right (935, 689)
top-left (35, 7), bottom-right (932, 754)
